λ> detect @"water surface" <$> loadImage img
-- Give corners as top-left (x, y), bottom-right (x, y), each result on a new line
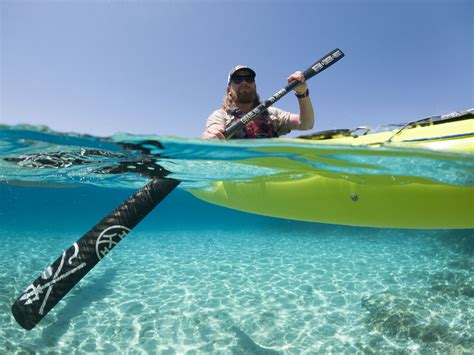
top-left (0, 126), bottom-right (472, 353)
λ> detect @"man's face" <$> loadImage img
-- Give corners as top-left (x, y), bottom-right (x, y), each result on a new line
top-left (229, 70), bottom-right (257, 104)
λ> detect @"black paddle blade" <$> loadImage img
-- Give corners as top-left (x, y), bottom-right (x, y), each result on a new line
top-left (302, 48), bottom-right (345, 81)
top-left (11, 177), bottom-right (180, 330)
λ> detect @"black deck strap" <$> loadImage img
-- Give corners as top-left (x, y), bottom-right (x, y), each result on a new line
top-left (297, 129), bottom-right (352, 140)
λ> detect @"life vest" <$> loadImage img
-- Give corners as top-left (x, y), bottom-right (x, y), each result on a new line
top-left (227, 108), bottom-right (278, 139)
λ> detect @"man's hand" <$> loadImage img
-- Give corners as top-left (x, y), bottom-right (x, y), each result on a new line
top-left (202, 124), bottom-right (225, 139)
top-left (287, 71), bottom-right (308, 95)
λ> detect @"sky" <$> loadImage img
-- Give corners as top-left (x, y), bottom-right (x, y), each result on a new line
top-left (1, 0), bottom-right (472, 138)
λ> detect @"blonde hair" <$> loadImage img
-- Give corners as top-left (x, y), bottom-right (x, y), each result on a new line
top-left (221, 88), bottom-right (261, 112)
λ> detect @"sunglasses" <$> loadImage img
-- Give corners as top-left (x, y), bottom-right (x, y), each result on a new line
top-left (230, 75), bottom-right (255, 84)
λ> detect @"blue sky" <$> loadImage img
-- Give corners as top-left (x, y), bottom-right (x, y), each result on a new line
top-left (1, 0), bottom-right (472, 138)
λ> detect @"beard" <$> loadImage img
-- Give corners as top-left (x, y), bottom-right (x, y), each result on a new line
top-left (235, 86), bottom-right (258, 104)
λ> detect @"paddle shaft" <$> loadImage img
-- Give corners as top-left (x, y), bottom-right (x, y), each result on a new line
top-left (224, 48), bottom-right (344, 139)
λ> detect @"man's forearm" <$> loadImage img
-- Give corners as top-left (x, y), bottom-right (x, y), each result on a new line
top-left (296, 96), bottom-right (314, 130)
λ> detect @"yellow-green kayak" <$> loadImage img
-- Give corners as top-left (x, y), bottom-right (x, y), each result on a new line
top-left (191, 110), bottom-right (474, 229)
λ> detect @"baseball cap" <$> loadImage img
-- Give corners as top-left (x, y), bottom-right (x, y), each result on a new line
top-left (227, 65), bottom-right (256, 85)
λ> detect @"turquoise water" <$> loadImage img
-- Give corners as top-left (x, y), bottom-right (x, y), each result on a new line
top-left (0, 126), bottom-right (473, 353)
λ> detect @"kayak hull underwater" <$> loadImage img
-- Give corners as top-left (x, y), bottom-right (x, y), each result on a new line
top-left (191, 173), bottom-right (473, 229)
top-left (190, 111), bottom-right (474, 229)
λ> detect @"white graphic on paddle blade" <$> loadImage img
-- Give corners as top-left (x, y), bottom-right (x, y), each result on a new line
top-left (19, 243), bottom-right (85, 315)
top-left (95, 225), bottom-right (131, 260)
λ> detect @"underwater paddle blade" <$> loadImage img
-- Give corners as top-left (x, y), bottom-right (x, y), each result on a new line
top-left (11, 177), bottom-right (180, 330)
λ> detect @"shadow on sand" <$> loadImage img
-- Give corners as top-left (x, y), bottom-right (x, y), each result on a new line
top-left (230, 325), bottom-right (280, 354)
top-left (40, 268), bottom-right (117, 346)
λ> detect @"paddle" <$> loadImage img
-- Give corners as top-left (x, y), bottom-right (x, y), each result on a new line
top-left (11, 48), bottom-right (345, 330)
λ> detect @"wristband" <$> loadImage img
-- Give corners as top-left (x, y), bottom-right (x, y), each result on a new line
top-left (295, 89), bottom-right (309, 99)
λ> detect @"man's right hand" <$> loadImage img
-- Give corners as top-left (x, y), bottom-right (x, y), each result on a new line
top-left (201, 125), bottom-right (225, 139)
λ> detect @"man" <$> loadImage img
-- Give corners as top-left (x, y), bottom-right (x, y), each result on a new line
top-left (202, 65), bottom-right (314, 139)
